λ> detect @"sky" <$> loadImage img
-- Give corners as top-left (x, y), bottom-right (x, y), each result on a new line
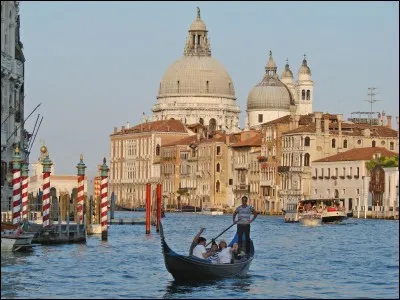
top-left (19, 1), bottom-right (399, 178)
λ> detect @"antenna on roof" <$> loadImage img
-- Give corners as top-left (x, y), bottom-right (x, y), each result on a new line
top-left (365, 87), bottom-right (380, 125)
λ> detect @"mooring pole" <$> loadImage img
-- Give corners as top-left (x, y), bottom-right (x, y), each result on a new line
top-left (11, 147), bottom-right (22, 225)
top-left (156, 183), bottom-right (162, 232)
top-left (100, 158), bottom-right (109, 241)
top-left (146, 183), bottom-right (151, 234)
top-left (21, 162), bottom-right (29, 221)
top-left (41, 147), bottom-right (53, 229)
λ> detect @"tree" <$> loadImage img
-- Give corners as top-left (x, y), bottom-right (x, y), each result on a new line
top-left (366, 156), bottom-right (399, 173)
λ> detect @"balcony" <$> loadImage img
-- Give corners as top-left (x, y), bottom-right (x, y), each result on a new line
top-left (234, 184), bottom-right (249, 191)
top-left (277, 166), bottom-right (290, 173)
top-left (1, 52), bottom-right (24, 78)
top-left (347, 175), bottom-right (352, 179)
top-left (278, 189), bottom-right (302, 196)
top-left (235, 163), bottom-right (249, 170)
top-left (324, 176), bottom-right (330, 179)
top-left (331, 176), bottom-right (338, 180)
top-left (153, 156), bottom-right (161, 164)
top-left (260, 180), bottom-right (273, 187)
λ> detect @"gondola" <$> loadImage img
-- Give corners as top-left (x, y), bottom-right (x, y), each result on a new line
top-left (159, 222), bottom-right (254, 281)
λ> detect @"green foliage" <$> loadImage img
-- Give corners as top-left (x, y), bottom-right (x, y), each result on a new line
top-left (365, 155), bottom-right (399, 172)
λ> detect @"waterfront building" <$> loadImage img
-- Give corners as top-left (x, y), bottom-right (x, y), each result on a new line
top-left (312, 147), bottom-right (398, 217)
top-left (109, 119), bottom-right (191, 209)
top-left (278, 112), bottom-right (399, 210)
top-left (231, 131), bottom-right (262, 207)
top-left (258, 110), bottom-right (314, 214)
top-left (1, 1), bottom-right (30, 209)
top-left (152, 8), bottom-right (241, 133)
top-left (247, 52), bottom-right (313, 128)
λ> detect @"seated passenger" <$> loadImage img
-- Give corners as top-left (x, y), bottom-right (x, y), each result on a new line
top-left (192, 237), bottom-right (217, 260)
top-left (208, 242), bottom-right (219, 264)
top-left (218, 240), bottom-right (238, 264)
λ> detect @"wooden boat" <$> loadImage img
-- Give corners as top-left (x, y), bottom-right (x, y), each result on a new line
top-left (159, 222), bottom-right (254, 281)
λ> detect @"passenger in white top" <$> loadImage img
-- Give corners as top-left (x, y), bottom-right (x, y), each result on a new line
top-left (189, 228), bottom-right (217, 260)
top-left (217, 240), bottom-right (238, 264)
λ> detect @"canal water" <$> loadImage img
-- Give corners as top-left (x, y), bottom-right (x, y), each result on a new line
top-left (1, 212), bottom-right (399, 299)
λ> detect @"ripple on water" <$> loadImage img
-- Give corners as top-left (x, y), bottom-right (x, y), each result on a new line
top-left (1, 213), bottom-right (398, 299)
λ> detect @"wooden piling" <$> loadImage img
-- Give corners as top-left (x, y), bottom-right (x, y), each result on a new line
top-left (156, 183), bottom-right (162, 232)
top-left (146, 183), bottom-right (151, 234)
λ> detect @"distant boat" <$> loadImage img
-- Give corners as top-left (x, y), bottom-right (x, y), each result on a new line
top-left (179, 205), bottom-right (202, 212)
top-left (201, 207), bottom-right (224, 215)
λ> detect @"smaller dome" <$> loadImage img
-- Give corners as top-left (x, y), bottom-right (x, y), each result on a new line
top-left (190, 19), bottom-right (206, 31)
top-left (298, 57), bottom-right (311, 75)
top-left (281, 62), bottom-right (293, 79)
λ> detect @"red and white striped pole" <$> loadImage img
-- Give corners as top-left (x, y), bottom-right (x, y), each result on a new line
top-left (100, 158), bottom-right (109, 241)
top-left (12, 147), bottom-right (22, 225)
top-left (41, 147), bottom-right (53, 229)
top-left (76, 154), bottom-right (86, 224)
top-left (21, 162), bottom-right (29, 221)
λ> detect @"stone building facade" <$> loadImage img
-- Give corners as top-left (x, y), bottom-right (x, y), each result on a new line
top-left (109, 119), bottom-right (191, 209)
top-left (1, 1), bottom-right (30, 207)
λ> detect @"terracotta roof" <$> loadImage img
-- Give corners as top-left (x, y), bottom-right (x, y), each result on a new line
top-left (284, 122), bottom-right (398, 137)
top-left (313, 147), bottom-right (398, 163)
top-left (163, 135), bottom-right (198, 147)
top-left (231, 133), bottom-right (262, 148)
top-left (111, 119), bottom-right (187, 136)
top-left (261, 113), bottom-right (314, 126)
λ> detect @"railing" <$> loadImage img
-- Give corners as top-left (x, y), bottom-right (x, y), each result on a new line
top-left (234, 184), bottom-right (249, 191)
top-left (278, 189), bottom-right (302, 196)
top-left (235, 163), bottom-right (249, 169)
top-left (278, 166), bottom-right (290, 173)
top-left (260, 180), bottom-right (273, 186)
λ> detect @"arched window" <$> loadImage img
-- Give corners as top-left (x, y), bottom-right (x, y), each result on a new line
top-left (199, 118), bottom-right (204, 125)
top-left (216, 163), bottom-right (220, 172)
top-left (177, 81), bottom-right (180, 93)
top-left (304, 136), bottom-right (310, 147)
top-left (343, 140), bottom-right (348, 148)
top-left (390, 142), bottom-right (394, 150)
top-left (206, 81), bottom-right (209, 93)
top-left (301, 90), bottom-right (305, 100)
top-left (216, 181), bottom-right (220, 193)
top-left (306, 90), bottom-right (310, 100)
top-left (304, 153), bottom-right (310, 166)
top-left (209, 118), bottom-right (217, 132)
top-left (372, 140), bottom-right (376, 147)
top-left (155, 145), bottom-right (160, 156)
top-left (332, 139), bottom-right (336, 148)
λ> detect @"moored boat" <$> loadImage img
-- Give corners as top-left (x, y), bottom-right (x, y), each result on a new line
top-left (1, 222), bottom-right (34, 252)
top-left (159, 222), bottom-right (254, 281)
top-left (201, 207), bottom-right (224, 215)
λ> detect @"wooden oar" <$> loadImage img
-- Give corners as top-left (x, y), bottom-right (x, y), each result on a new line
top-left (205, 222), bottom-right (236, 247)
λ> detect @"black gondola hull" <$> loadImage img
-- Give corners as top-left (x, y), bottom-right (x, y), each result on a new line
top-left (160, 222), bottom-right (254, 281)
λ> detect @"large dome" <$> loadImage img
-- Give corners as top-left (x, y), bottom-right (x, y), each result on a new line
top-left (247, 51), bottom-right (293, 111)
top-left (158, 56), bottom-right (236, 99)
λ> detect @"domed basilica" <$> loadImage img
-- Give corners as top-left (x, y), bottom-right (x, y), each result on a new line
top-left (152, 8), bottom-right (241, 133)
top-left (247, 51), bottom-right (314, 128)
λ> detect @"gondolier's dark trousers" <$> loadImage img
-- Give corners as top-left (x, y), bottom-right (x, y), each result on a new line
top-left (237, 223), bottom-right (251, 255)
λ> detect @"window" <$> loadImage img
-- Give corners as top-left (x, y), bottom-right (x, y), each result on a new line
top-left (216, 146), bottom-right (221, 155)
top-left (199, 118), bottom-right (204, 125)
top-left (306, 90), bottom-right (310, 100)
top-left (343, 140), bottom-right (348, 148)
top-left (216, 163), bottom-right (220, 172)
top-left (216, 181), bottom-right (220, 193)
top-left (372, 140), bottom-right (376, 147)
top-left (155, 145), bottom-right (160, 156)
top-left (258, 114), bottom-right (263, 123)
top-left (357, 188), bottom-right (360, 195)
top-left (332, 139), bottom-right (336, 148)
top-left (302, 90), bottom-right (305, 100)
top-left (206, 81), bottom-right (209, 93)
top-left (334, 189), bottom-right (339, 198)
top-left (357, 140), bottom-right (362, 145)
top-left (304, 136), bottom-right (310, 147)
top-left (390, 142), bottom-right (394, 150)
top-left (177, 81), bottom-right (180, 93)
top-left (304, 153), bottom-right (310, 166)
top-left (229, 179), bottom-right (233, 185)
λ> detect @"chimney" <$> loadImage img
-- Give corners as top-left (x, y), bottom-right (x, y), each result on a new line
top-left (378, 113), bottom-right (382, 126)
top-left (386, 115), bottom-right (392, 129)
top-left (323, 115), bottom-right (329, 134)
top-left (126, 122), bottom-right (130, 129)
top-left (337, 114), bottom-right (342, 135)
top-left (294, 115), bottom-right (300, 129)
top-left (315, 112), bottom-right (322, 134)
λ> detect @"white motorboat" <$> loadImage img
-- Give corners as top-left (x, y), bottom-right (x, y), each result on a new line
top-left (1, 223), bottom-right (34, 252)
top-left (201, 207), bottom-right (224, 216)
top-left (297, 199), bottom-right (348, 224)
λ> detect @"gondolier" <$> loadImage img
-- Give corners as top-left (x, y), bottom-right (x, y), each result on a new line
top-left (232, 196), bottom-right (258, 256)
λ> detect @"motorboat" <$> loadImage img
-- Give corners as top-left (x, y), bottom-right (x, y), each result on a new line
top-left (1, 222), bottom-right (34, 252)
top-left (297, 199), bottom-right (347, 224)
top-left (299, 211), bottom-right (322, 227)
top-left (201, 207), bottom-right (224, 216)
